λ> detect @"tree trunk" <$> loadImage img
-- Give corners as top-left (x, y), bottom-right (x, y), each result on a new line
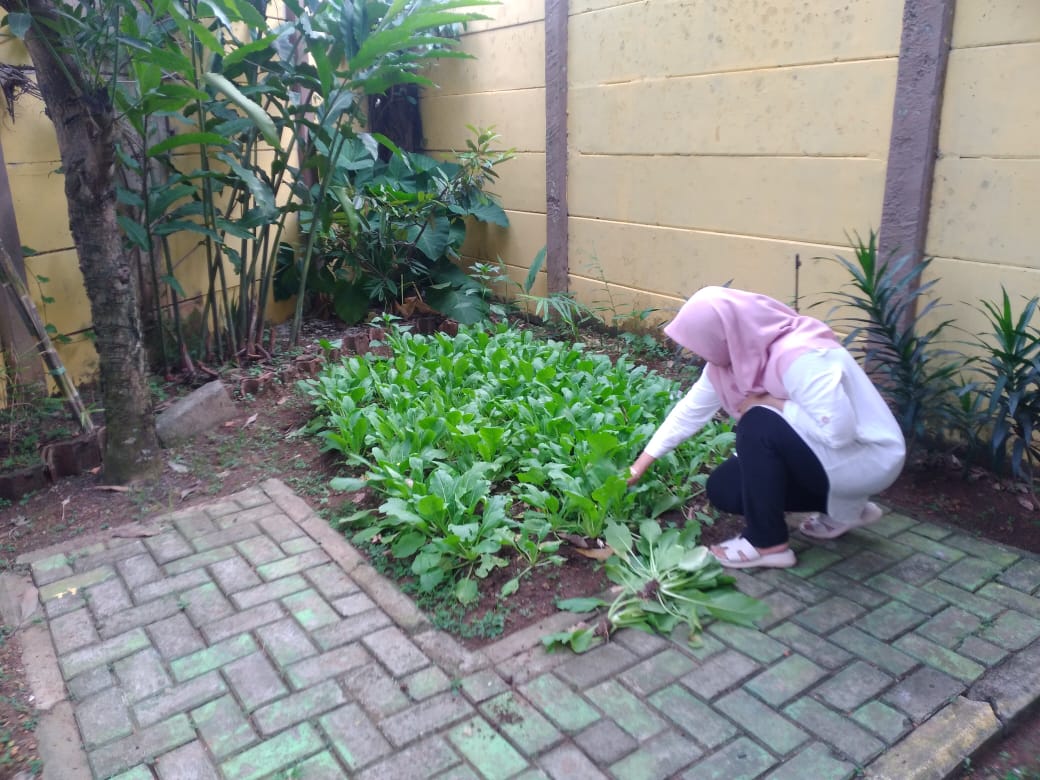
top-left (5, 0), bottom-right (162, 482)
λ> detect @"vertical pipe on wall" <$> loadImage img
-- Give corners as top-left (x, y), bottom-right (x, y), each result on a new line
top-left (545, 0), bottom-right (569, 294)
top-left (878, 0), bottom-right (956, 294)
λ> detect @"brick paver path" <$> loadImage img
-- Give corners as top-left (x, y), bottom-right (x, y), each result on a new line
top-left (14, 479), bottom-right (1040, 779)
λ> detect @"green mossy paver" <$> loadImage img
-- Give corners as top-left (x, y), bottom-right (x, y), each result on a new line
top-left (447, 717), bottom-right (528, 780)
top-left (836, 551), bottom-right (895, 581)
top-left (865, 513), bottom-right (916, 538)
top-left (109, 767), bottom-right (153, 780)
top-left (958, 636), bottom-right (1009, 666)
top-left (938, 557), bottom-right (1007, 592)
top-left (164, 546), bottom-right (236, 576)
top-left (762, 741), bottom-right (857, 780)
top-left (619, 648), bottom-right (697, 695)
top-left (892, 532), bottom-right (966, 563)
top-left (39, 566), bottom-right (115, 602)
top-left (855, 600), bottom-right (928, 641)
top-left (286, 750), bottom-right (345, 779)
top-left (88, 715), bottom-right (195, 779)
top-left (715, 690), bottom-right (808, 755)
top-left (460, 670), bottom-right (510, 704)
top-left (680, 736), bottom-right (776, 780)
top-left (918, 606), bottom-right (983, 646)
top-left (981, 609), bottom-right (1040, 651)
top-left (766, 622), bottom-right (854, 670)
top-left (782, 698), bottom-right (884, 764)
top-left (852, 700), bottom-right (911, 744)
top-left (60, 628), bottom-right (151, 679)
top-left (683, 631), bottom-right (726, 661)
top-left (480, 692), bottom-right (562, 756)
top-left (30, 552), bottom-right (72, 585)
top-left (894, 633), bottom-right (984, 683)
top-left (282, 536), bottom-right (319, 555)
top-left (648, 684), bottom-right (738, 749)
top-left (809, 571), bottom-right (886, 608)
top-left (977, 582), bottom-right (1040, 618)
top-left (911, 523), bottom-right (953, 541)
top-left (857, 536), bottom-right (915, 563)
top-left (864, 574), bottom-right (948, 614)
top-left (403, 666), bottom-right (452, 701)
top-left (923, 580), bottom-right (1002, 619)
top-left (610, 728), bottom-right (702, 780)
top-left (945, 534), bottom-right (1021, 567)
top-left (191, 695), bottom-right (258, 759)
top-left (791, 597), bottom-right (865, 634)
top-left (586, 680), bottom-right (667, 741)
top-left (998, 558), bottom-right (1040, 592)
top-left (744, 655), bottom-right (826, 707)
top-left (830, 627), bottom-right (918, 676)
top-left (789, 547), bottom-right (842, 577)
top-left (319, 703), bottom-right (391, 770)
top-left (518, 674), bottom-right (600, 733)
top-left (170, 633), bottom-right (258, 682)
top-left (281, 588), bottom-right (340, 631)
top-left (681, 649), bottom-right (760, 700)
top-left (813, 660), bottom-right (893, 712)
top-left (254, 680), bottom-right (345, 735)
top-left (708, 624), bottom-right (787, 663)
top-left (219, 723), bottom-right (324, 780)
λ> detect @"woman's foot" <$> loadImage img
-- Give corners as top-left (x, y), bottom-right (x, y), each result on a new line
top-left (799, 501), bottom-right (883, 540)
top-left (710, 537), bottom-right (796, 569)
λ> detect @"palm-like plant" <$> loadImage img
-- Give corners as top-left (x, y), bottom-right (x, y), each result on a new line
top-left (823, 232), bottom-right (967, 454)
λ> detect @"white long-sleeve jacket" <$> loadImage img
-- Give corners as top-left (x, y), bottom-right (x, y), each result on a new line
top-left (643, 348), bottom-right (906, 523)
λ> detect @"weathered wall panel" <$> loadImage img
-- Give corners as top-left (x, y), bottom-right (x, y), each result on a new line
top-left (424, 0), bottom-right (900, 323)
top-left (570, 0), bottom-right (901, 85)
top-left (925, 14), bottom-right (1040, 333)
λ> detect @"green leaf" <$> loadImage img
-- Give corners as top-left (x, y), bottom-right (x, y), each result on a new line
top-left (203, 72), bottom-right (280, 148)
top-left (603, 523), bottom-right (632, 558)
top-left (329, 477), bottom-right (367, 492)
top-left (639, 519), bottom-right (662, 545)
top-left (160, 274), bottom-right (187, 298)
top-left (117, 216), bottom-right (150, 250)
top-left (4, 12), bottom-right (31, 38)
top-left (214, 152), bottom-right (278, 221)
top-left (499, 577), bottom-right (520, 598)
top-left (455, 578), bottom-right (479, 605)
top-left (392, 531), bottom-right (425, 559)
top-left (541, 626), bottom-right (602, 654)
top-left (556, 597), bottom-right (607, 613)
top-left (147, 132), bottom-right (230, 157)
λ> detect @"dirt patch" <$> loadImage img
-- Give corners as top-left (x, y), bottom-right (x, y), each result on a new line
top-left (1, 318), bottom-right (1039, 777)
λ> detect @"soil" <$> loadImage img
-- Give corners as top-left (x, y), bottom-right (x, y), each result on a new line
top-left (0, 317), bottom-right (1038, 778)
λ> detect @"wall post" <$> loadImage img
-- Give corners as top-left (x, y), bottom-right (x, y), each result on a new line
top-left (545, 0), bottom-right (568, 294)
top-left (878, 0), bottom-right (956, 284)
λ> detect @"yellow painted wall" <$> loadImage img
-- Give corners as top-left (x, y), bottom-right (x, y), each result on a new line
top-left (926, 2), bottom-right (1040, 341)
top-left (422, 0), bottom-right (903, 327)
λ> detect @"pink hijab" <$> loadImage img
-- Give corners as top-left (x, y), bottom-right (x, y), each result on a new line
top-left (664, 287), bottom-right (839, 416)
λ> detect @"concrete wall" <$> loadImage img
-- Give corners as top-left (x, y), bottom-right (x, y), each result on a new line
top-left (422, 0), bottom-right (904, 324)
top-left (924, 1), bottom-right (1040, 338)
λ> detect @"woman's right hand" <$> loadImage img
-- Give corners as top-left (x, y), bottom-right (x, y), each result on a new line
top-left (626, 452), bottom-right (656, 487)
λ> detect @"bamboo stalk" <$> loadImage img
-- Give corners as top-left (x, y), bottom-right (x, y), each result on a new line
top-left (0, 241), bottom-right (95, 435)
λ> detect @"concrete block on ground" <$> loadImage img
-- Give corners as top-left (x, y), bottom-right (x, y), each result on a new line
top-left (155, 381), bottom-right (237, 446)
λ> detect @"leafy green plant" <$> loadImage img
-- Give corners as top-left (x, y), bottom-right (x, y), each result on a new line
top-left (278, 127), bottom-right (513, 325)
top-left (976, 288), bottom-right (1040, 481)
top-left (824, 231), bottom-right (967, 452)
top-left (543, 520), bottom-right (767, 652)
top-left (304, 323), bottom-right (733, 603)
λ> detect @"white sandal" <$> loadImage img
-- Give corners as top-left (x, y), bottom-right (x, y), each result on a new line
top-left (711, 537), bottom-right (796, 570)
top-left (799, 502), bottom-right (883, 540)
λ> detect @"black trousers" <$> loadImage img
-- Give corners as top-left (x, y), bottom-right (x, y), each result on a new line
top-left (706, 406), bottom-right (830, 548)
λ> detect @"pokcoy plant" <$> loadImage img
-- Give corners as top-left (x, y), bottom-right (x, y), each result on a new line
top-left (301, 322), bottom-right (735, 604)
top-left (543, 520), bottom-right (768, 653)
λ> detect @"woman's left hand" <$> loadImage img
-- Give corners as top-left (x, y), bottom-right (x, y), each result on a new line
top-left (737, 393), bottom-right (785, 415)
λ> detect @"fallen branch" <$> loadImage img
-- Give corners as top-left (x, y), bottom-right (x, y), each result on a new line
top-left (0, 239), bottom-right (95, 435)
